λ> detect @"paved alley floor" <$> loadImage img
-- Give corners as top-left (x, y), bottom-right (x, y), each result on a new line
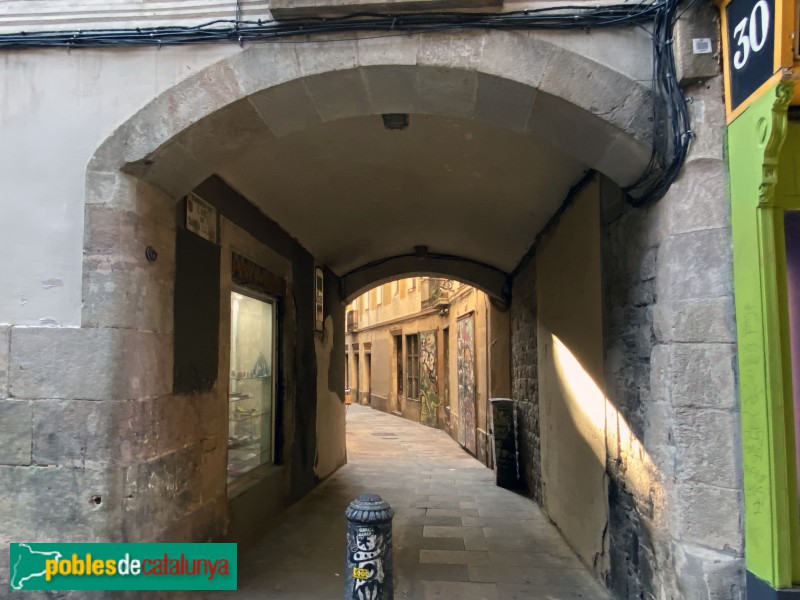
top-left (221, 404), bottom-right (609, 600)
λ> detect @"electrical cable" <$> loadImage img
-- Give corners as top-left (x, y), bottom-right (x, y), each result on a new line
top-left (0, 0), bottom-right (692, 205)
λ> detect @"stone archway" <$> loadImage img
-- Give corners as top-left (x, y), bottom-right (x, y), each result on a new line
top-left (85, 29), bottom-right (658, 330)
top-left (78, 26), bottom-right (729, 600)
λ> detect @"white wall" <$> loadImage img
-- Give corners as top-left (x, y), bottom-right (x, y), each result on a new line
top-left (0, 1), bottom-right (270, 33)
top-left (0, 45), bottom-right (237, 326)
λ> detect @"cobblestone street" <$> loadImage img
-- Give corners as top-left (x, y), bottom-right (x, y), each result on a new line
top-left (217, 404), bottom-right (609, 599)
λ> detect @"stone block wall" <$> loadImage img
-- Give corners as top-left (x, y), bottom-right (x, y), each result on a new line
top-left (0, 170), bottom-right (225, 584)
top-left (601, 176), bottom-right (663, 599)
top-left (0, 166), bottom-right (346, 591)
top-left (509, 77), bottom-right (744, 600)
top-left (510, 258), bottom-right (541, 502)
top-left (600, 77), bottom-right (744, 599)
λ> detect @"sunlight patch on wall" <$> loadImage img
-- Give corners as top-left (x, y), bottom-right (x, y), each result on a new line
top-left (552, 334), bottom-right (659, 500)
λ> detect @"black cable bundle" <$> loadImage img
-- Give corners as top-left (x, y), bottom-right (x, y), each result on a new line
top-left (622, 0), bottom-right (693, 205)
top-left (0, 0), bottom-right (692, 205)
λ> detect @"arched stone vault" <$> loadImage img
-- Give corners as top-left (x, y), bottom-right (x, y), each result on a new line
top-left (87, 29), bottom-right (656, 302)
top-left (340, 254), bottom-right (510, 305)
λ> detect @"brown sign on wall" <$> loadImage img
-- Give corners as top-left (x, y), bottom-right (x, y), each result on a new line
top-left (232, 253), bottom-right (284, 298)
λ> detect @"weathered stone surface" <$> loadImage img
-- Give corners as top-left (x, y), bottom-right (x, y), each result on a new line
top-left (125, 138), bottom-right (209, 199)
top-left (642, 400), bottom-right (675, 479)
top-left (0, 546), bottom-right (8, 591)
top-left (85, 169), bottom-right (134, 204)
top-left (649, 344), bottom-right (671, 405)
top-left (527, 92), bottom-right (620, 176)
top-left (654, 297), bottom-right (737, 344)
top-left (671, 343), bottom-right (737, 409)
top-left (418, 31), bottom-right (484, 71)
top-left (303, 70), bottom-right (371, 122)
top-left (683, 77), bottom-right (726, 163)
top-left (189, 493), bottom-right (228, 542)
top-left (122, 452), bottom-right (178, 541)
top-left (673, 407), bottom-right (741, 488)
top-left (595, 134), bottom-right (654, 190)
top-left (541, 51), bottom-right (652, 142)
top-left (82, 261), bottom-right (174, 333)
top-left (154, 394), bottom-right (201, 455)
top-left (230, 43), bottom-right (301, 97)
top-left (672, 482), bottom-right (744, 553)
top-left (660, 158), bottom-right (729, 236)
top-left (676, 544), bottom-right (745, 600)
top-left (362, 65), bottom-right (420, 115)
top-left (173, 98), bottom-right (275, 168)
top-left (0, 325), bottom-right (9, 397)
top-left (199, 436), bottom-right (227, 504)
top-left (296, 36), bottom-right (359, 77)
top-left (478, 32), bottom-right (552, 90)
top-left (90, 60), bottom-right (245, 171)
top-left (510, 259), bottom-right (541, 502)
top-left (85, 172), bottom-right (176, 229)
top-left (248, 80), bottom-right (323, 137)
top-left (656, 228), bottom-right (733, 302)
top-left (357, 32), bottom-right (419, 67)
top-left (10, 327), bottom-right (172, 401)
top-left (475, 74), bottom-right (536, 133)
top-left (174, 442), bottom-right (203, 511)
top-left (82, 202), bottom-right (175, 331)
top-left (416, 67), bottom-right (477, 119)
top-left (0, 465), bottom-right (122, 543)
top-left (0, 399), bottom-right (31, 465)
top-left (32, 398), bottom-right (159, 468)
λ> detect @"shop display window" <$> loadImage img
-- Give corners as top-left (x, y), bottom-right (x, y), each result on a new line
top-left (228, 289), bottom-right (277, 483)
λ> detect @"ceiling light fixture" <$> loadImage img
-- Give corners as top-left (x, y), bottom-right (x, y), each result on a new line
top-left (382, 114), bottom-right (409, 130)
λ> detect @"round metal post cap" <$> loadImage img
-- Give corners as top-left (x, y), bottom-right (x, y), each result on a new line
top-left (345, 494), bottom-right (394, 523)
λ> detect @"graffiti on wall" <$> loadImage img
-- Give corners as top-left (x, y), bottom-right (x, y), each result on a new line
top-left (419, 330), bottom-right (439, 428)
top-left (457, 314), bottom-right (476, 454)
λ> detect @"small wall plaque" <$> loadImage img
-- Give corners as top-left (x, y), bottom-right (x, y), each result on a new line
top-left (692, 38), bottom-right (713, 54)
top-left (186, 193), bottom-right (217, 244)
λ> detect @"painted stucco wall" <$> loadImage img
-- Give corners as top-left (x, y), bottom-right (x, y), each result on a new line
top-left (536, 179), bottom-right (609, 575)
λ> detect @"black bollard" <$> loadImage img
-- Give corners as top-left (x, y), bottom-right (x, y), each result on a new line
top-left (344, 493), bottom-right (394, 600)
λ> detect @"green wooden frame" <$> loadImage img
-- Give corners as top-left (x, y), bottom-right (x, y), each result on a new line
top-left (729, 81), bottom-right (800, 588)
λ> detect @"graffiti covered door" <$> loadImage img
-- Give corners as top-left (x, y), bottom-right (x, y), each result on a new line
top-left (419, 330), bottom-right (440, 427)
top-left (457, 315), bottom-right (476, 454)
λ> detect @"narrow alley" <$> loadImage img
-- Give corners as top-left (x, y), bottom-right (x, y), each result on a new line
top-left (220, 404), bottom-right (609, 599)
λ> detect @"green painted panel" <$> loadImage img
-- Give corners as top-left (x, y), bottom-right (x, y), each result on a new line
top-left (729, 83), bottom-right (798, 587)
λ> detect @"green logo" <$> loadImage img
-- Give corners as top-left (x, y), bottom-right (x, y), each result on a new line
top-left (9, 543), bottom-right (237, 590)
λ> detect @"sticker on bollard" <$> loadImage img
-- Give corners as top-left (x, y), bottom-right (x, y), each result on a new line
top-left (344, 494), bottom-right (394, 600)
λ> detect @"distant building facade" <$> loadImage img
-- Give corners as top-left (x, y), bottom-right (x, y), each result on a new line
top-left (345, 278), bottom-right (495, 466)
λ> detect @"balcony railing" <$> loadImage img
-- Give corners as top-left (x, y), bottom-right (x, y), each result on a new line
top-left (421, 278), bottom-right (452, 310)
top-left (346, 309), bottom-right (359, 331)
